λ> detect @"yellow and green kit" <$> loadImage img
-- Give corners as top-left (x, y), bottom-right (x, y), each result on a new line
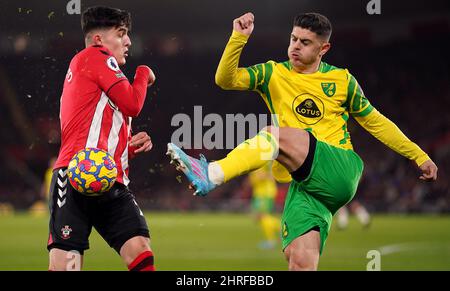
top-left (216, 30), bottom-right (430, 253)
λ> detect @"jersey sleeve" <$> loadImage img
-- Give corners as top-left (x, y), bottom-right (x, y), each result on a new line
top-left (215, 30), bottom-right (256, 90)
top-left (245, 62), bottom-right (274, 92)
top-left (354, 109), bottom-right (430, 166)
top-left (347, 71), bottom-right (431, 166)
top-left (346, 72), bottom-right (374, 117)
top-left (215, 30), bottom-right (275, 92)
top-left (85, 47), bottom-right (129, 93)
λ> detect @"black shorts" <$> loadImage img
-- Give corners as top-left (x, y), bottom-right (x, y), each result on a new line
top-left (47, 168), bottom-right (150, 255)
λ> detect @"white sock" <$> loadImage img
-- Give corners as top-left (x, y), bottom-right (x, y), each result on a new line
top-left (337, 207), bottom-right (349, 229)
top-left (355, 206), bottom-right (370, 226)
top-left (208, 162), bottom-right (224, 186)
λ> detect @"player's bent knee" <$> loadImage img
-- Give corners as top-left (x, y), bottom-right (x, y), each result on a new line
top-left (121, 236), bottom-right (155, 271)
top-left (273, 128), bottom-right (311, 173)
top-left (120, 236), bottom-right (153, 267)
top-left (279, 127), bottom-right (309, 143)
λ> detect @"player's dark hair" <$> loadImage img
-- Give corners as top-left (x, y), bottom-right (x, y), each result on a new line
top-left (81, 6), bottom-right (131, 36)
top-left (293, 13), bottom-right (332, 40)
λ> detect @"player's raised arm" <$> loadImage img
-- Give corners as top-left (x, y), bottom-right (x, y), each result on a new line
top-left (106, 64), bottom-right (155, 117)
top-left (347, 74), bottom-right (438, 181)
top-left (215, 13), bottom-right (255, 90)
top-left (86, 49), bottom-right (155, 117)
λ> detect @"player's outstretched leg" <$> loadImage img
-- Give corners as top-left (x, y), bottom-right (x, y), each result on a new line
top-left (167, 128), bottom-right (279, 196)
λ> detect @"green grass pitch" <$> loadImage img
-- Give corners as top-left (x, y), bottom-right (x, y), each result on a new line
top-left (0, 212), bottom-right (449, 270)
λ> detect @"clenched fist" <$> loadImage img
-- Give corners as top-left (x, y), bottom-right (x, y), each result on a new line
top-left (233, 12), bottom-right (255, 36)
top-left (136, 65), bottom-right (156, 86)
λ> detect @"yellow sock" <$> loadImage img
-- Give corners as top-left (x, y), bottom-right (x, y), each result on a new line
top-left (260, 214), bottom-right (278, 241)
top-left (215, 131), bottom-right (278, 183)
top-left (269, 215), bottom-right (281, 238)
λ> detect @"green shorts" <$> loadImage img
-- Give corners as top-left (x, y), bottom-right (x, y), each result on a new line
top-left (281, 140), bottom-right (363, 254)
top-left (251, 196), bottom-right (275, 214)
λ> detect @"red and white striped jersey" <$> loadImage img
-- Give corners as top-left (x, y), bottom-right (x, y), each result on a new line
top-left (54, 45), bottom-right (151, 186)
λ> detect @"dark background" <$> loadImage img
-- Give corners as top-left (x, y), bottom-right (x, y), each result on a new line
top-left (0, 0), bottom-right (449, 212)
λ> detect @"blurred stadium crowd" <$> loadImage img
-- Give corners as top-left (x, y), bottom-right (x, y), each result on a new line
top-left (0, 1), bottom-right (448, 214)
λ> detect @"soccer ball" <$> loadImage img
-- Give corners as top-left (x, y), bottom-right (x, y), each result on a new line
top-left (67, 148), bottom-right (117, 195)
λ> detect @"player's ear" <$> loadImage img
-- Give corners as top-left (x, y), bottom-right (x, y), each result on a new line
top-left (92, 33), bottom-right (103, 46)
top-left (85, 30), bottom-right (103, 46)
top-left (319, 42), bottom-right (331, 57)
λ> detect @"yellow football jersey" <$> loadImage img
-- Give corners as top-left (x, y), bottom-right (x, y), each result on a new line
top-left (247, 60), bottom-right (367, 182)
top-left (245, 61), bottom-right (369, 150)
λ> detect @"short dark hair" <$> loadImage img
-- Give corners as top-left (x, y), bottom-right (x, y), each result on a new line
top-left (81, 6), bottom-right (131, 36)
top-left (293, 13), bottom-right (332, 40)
